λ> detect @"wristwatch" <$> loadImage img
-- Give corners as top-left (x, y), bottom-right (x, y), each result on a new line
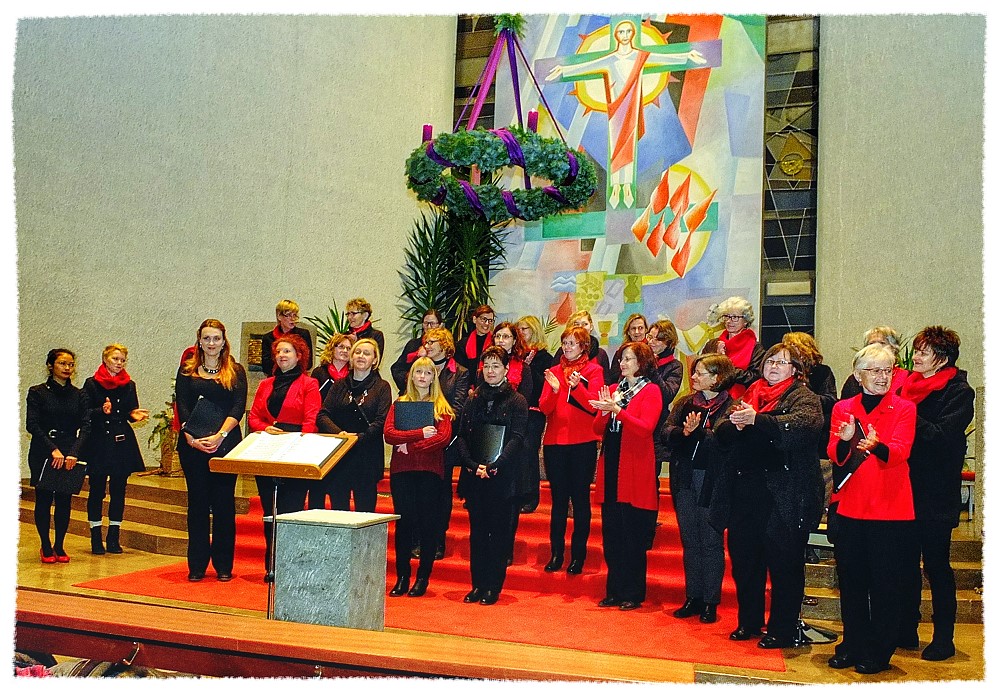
top-left (218, 430), bottom-right (229, 440)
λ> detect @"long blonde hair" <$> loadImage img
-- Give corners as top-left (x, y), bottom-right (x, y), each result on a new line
top-left (400, 357), bottom-right (455, 421)
top-left (182, 319), bottom-right (239, 389)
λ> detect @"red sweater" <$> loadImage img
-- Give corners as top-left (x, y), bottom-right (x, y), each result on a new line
top-left (248, 373), bottom-right (321, 433)
top-left (538, 360), bottom-right (603, 446)
top-left (827, 392), bottom-right (916, 520)
top-left (383, 401), bottom-right (453, 478)
top-left (592, 382), bottom-right (663, 510)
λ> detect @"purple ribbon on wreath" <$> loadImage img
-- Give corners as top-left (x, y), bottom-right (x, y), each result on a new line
top-left (543, 186), bottom-right (570, 206)
top-left (500, 191), bottom-right (522, 219)
top-left (425, 142), bottom-right (455, 169)
top-left (561, 152), bottom-right (580, 186)
top-left (459, 180), bottom-right (485, 217)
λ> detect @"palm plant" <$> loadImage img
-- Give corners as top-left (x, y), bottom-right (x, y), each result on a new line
top-left (398, 210), bottom-right (456, 338)
top-left (304, 300), bottom-right (350, 351)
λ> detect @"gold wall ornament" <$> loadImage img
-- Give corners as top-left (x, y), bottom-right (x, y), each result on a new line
top-left (779, 152), bottom-right (805, 176)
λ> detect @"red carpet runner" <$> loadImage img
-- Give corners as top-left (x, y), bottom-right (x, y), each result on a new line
top-left (75, 481), bottom-right (786, 673)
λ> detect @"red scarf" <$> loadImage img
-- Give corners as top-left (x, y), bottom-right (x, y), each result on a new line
top-left (465, 330), bottom-right (492, 360)
top-left (657, 353), bottom-right (676, 367)
top-left (93, 362), bottom-right (131, 389)
top-left (353, 320), bottom-right (373, 336)
top-left (327, 362), bottom-right (349, 381)
top-left (507, 357), bottom-right (525, 390)
top-left (560, 351), bottom-right (589, 381)
top-left (742, 376), bottom-right (794, 413)
top-left (722, 328), bottom-right (757, 369)
top-left (899, 367), bottom-right (957, 405)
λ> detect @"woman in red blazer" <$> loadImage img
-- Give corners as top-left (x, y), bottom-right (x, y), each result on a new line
top-left (590, 341), bottom-right (663, 610)
top-left (539, 325), bottom-right (603, 574)
top-left (826, 342), bottom-right (917, 676)
top-left (248, 333), bottom-right (322, 579)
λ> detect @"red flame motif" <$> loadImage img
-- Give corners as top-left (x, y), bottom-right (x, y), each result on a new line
top-left (650, 168), bottom-right (671, 214)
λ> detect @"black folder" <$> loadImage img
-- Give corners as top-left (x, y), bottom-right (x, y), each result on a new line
top-left (181, 396), bottom-right (227, 439)
top-left (394, 401), bottom-right (435, 431)
top-left (469, 424), bottom-right (506, 465)
top-left (832, 418), bottom-right (868, 493)
top-left (37, 458), bottom-right (88, 495)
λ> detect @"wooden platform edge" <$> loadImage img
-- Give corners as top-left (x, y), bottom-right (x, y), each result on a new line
top-left (15, 589), bottom-right (695, 682)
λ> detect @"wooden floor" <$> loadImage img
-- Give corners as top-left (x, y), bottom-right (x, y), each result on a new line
top-left (14, 513), bottom-right (987, 686)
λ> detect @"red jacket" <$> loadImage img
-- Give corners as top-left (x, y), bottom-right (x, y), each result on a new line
top-left (383, 401), bottom-right (453, 478)
top-left (827, 392), bottom-right (916, 520)
top-left (593, 382), bottom-right (663, 510)
top-left (538, 360), bottom-right (603, 445)
top-left (248, 373), bottom-right (321, 433)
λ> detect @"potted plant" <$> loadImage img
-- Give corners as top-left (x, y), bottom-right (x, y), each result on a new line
top-left (144, 380), bottom-right (182, 477)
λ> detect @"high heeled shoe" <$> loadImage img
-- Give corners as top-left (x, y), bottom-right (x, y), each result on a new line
top-left (407, 577), bottom-right (429, 597)
top-left (40, 548), bottom-right (56, 564)
top-left (543, 555), bottom-right (564, 572)
top-left (53, 548), bottom-right (70, 563)
top-left (389, 577), bottom-right (409, 597)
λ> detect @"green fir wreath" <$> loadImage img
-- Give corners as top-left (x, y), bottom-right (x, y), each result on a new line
top-left (406, 127), bottom-right (597, 224)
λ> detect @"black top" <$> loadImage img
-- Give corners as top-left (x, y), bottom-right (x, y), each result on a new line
top-left (587, 335), bottom-right (611, 376)
top-left (260, 326), bottom-right (313, 377)
top-left (352, 323), bottom-right (386, 362)
top-left (390, 337), bottom-right (424, 393)
top-left (455, 381), bottom-right (528, 501)
top-left (523, 348), bottom-right (554, 409)
top-left (455, 330), bottom-right (493, 374)
top-left (317, 369), bottom-right (393, 480)
top-left (805, 363), bottom-right (838, 458)
top-left (663, 391), bottom-right (735, 500)
top-left (25, 378), bottom-right (92, 484)
top-left (82, 378), bottom-right (145, 477)
top-left (174, 363), bottom-right (248, 456)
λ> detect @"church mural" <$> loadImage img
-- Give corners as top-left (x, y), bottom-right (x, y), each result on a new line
top-left (491, 14), bottom-right (765, 388)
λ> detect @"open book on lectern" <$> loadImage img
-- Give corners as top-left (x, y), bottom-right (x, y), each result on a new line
top-left (209, 431), bottom-right (358, 480)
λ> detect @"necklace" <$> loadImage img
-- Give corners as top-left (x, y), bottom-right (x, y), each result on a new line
top-left (201, 363), bottom-right (220, 375)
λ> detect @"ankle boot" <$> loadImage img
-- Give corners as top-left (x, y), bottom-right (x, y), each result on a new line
top-left (90, 527), bottom-right (105, 555)
top-left (105, 525), bottom-right (123, 554)
top-left (672, 597), bottom-right (703, 618)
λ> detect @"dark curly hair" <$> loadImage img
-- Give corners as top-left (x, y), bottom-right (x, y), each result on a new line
top-left (913, 326), bottom-right (960, 368)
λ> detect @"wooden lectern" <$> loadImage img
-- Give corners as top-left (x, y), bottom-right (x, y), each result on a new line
top-left (210, 431), bottom-right (358, 617)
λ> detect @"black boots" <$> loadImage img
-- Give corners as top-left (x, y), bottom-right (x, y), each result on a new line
top-left (673, 597), bottom-right (703, 618)
top-left (90, 527), bottom-right (105, 555)
top-left (105, 525), bottom-right (123, 554)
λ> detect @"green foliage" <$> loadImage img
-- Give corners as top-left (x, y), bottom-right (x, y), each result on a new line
top-left (304, 300), bottom-right (350, 351)
top-left (398, 210), bottom-right (457, 338)
top-left (147, 379), bottom-right (176, 452)
top-left (494, 14), bottom-right (526, 38)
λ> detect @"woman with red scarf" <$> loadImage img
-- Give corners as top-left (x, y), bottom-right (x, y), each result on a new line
top-left (345, 297), bottom-right (385, 359)
top-left (706, 296), bottom-right (765, 399)
top-left (539, 326), bottom-right (603, 575)
top-left (248, 333), bottom-right (322, 579)
top-left (712, 343), bottom-right (824, 649)
top-left (839, 326), bottom-right (909, 399)
top-left (455, 304), bottom-right (495, 374)
top-left (896, 327), bottom-right (975, 662)
top-left (82, 344), bottom-right (149, 555)
top-left (311, 332), bottom-right (356, 402)
top-left (259, 299), bottom-right (314, 378)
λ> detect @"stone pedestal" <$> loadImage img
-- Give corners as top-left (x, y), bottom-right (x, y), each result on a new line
top-left (273, 509), bottom-right (399, 631)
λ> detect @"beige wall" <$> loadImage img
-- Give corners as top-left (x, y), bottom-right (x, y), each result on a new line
top-left (815, 15), bottom-right (985, 389)
top-left (12, 15), bottom-right (457, 475)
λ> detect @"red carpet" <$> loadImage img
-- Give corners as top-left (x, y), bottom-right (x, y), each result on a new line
top-left (75, 482), bottom-right (786, 673)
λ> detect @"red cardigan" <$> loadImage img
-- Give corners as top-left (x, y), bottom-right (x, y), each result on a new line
top-left (827, 392), bottom-right (916, 520)
top-left (248, 373), bottom-right (321, 433)
top-left (592, 382), bottom-right (663, 510)
top-left (383, 401), bottom-right (453, 478)
top-left (538, 360), bottom-right (604, 446)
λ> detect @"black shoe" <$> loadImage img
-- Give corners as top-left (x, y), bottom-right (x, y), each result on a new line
top-left (699, 604), bottom-right (718, 624)
top-left (729, 626), bottom-right (764, 641)
top-left (479, 589), bottom-right (499, 605)
top-left (188, 571), bottom-right (205, 582)
top-left (566, 559), bottom-right (584, 575)
top-left (897, 629), bottom-right (920, 650)
top-left (389, 577), bottom-right (409, 597)
top-left (90, 528), bottom-right (105, 555)
top-left (407, 577), bottom-right (429, 597)
top-left (434, 545), bottom-right (445, 560)
top-left (619, 600), bottom-right (641, 611)
top-left (216, 572), bottom-right (233, 582)
top-left (672, 597), bottom-right (703, 618)
top-left (105, 526), bottom-right (123, 554)
top-left (828, 653), bottom-right (856, 670)
top-left (854, 660), bottom-right (890, 675)
top-left (598, 597), bottom-right (620, 608)
top-left (263, 571), bottom-right (274, 584)
top-left (921, 640), bottom-right (955, 661)
top-left (544, 555), bottom-right (564, 572)
top-left (805, 546), bottom-right (820, 564)
top-left (758, 634), bottom-right (795, 649)
top-left (463, 588), bottom-right (484, 603)
top-left (520, 503), bottom-right (537, 513)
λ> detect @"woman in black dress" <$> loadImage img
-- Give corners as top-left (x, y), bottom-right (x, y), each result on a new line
top-left (315, 337), bottom-right (392, 512)
top-left (516, 316), bottom-right (554, 514)
top-left (175, 319), bottom-right (248, 582)
top-left (455, 346), bottom-right (528, 605)
top-left (82, 343), bottom-right (149, 555)
top-left (26, 348), bottom-right (91, 563)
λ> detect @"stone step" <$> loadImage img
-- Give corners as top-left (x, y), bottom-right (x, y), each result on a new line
top-left (802, 586), bottom-right (984, 624)
top-left (806, 558), bottom-right (983, 591)
top-left (17, 504), bottom-right (189, 557)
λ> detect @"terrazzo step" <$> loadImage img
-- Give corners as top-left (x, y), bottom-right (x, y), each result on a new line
top-left (17, 504), bottom-right (189, 557)
top-left (801, 586), bottom-right (984, 624)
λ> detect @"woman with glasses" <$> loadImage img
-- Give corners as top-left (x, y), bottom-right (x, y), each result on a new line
top-left (839, 326), bottom-right (909, 399)
top-left (26, 348), bottom-right (91, 564)
top-left (345, 297), bottom-right (385, 359)
top-left (260, 299), bottom-right (313, 377)
top-left (712, 342), bottom-right (824, 649)
top-left (311, 332), bottom-right (357, 402)
top-left (390, 309), bottom-right (444, 393)
top-left (896, 327), bottom-right (975, 662)
top-left (516, 316), bottom-right (555, 513)
top-left (455, 305), bottom-right (495, 374)
top-left (705, 296), bottom-right (765, 399)
top-left (82, 344), bottom-right (149, 555)
top-left (826, 343), bottom-right (917, 675)
top-left (175, 319), bottom-right (248, 582)
top-left (663, 354), bottom-right (736, 624)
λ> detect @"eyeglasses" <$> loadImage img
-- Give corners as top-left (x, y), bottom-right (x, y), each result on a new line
top-left (54, 361), bottom-right (75, 368)
top-left (422, 320), bottom-right (440, 327)
top-left (280, 311), bottom-right (299, 319)
top-left (692, 370), bottom-right (712, 378)
top-left (860, 367), bottom-right (894, 377)
top-left (764, 359), bottom-right (791, 367)
top-left (423, 340), bottom-right (438, 347)
top-left (722, 314), bottom-right (745, 321)
top-left (345, 311), bottom-right (364, 317)
top-left (494, 332), bottom-right (513, 340)
top-left (476, 316), bottom-right (495, 324)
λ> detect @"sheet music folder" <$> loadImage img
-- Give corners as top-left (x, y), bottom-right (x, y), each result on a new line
top-left (832, 418), bottom-right (868, 493)
top-left (210, 431), bottom-right (357, 479)
top-left (394, 401), bottom-right (435, 431)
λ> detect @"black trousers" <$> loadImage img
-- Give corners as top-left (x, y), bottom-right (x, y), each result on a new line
top-left (86, 472), bottom-right (129, 522)
top-left (601, 502), bottom-right (656, 603)
top-left (468, 494), bottom-right (516, 593)
top-left (178, 442), bottom-right (237, 576)
top-left (544, 441), bottom-right (597, 560)
top-left (834, 516), bottom-right (914, 665)
top-left (390, 471), bottom-right (443, 580)
top-left (900, 518), bottom-right (957, 641)
top-left (727, 473), bottom-right (807, 640)
top-left (255, 475), bottom-right (309, 572)
top-left (34, 488), bottom-right (72, 552)
top-left (309, 459), bottom-right (379, 513)
top-left (674, 486), bottom-right (725, 604)
top-left (523, 410), bottom-right (546, 509)
top-left (435, 460), bottom-right (458, 551)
